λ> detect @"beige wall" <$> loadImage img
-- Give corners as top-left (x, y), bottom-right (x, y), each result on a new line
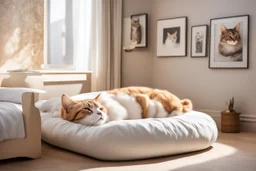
top-left (122, 0), bottom-right (153, 87)
top-left (0, 0), bottom-right (44, 72)
top-left (151, 0), bottom-right (256, 114)
top-left (123, 0), bottom-right (256, 115)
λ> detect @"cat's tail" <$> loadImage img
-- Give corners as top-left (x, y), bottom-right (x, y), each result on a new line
top-left (181, 99), bottom-right (193, 112)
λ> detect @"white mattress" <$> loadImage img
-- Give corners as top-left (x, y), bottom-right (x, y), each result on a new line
top-left (41, 107), bottom-right (218, 160)
top-left (0, 102), bottom-right (24, 142)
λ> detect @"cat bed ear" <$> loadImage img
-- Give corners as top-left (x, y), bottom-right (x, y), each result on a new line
top-left (61, 94), bottom-right (76, 110)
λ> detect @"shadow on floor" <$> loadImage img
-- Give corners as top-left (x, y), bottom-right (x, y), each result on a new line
top-left (0, 141), bottom-right (213, 171)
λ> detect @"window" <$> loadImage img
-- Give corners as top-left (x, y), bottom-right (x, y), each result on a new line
top-left (43, 0), bottom-right (91, 70)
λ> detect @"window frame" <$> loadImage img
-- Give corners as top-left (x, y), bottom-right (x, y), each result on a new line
top-left (43, 0), bottom-right (75, 70)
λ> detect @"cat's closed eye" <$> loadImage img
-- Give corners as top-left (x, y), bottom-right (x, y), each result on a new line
top-left (84, 107), bottom-right (92, 112)
top-left (99, 107), bottom-right (104, 111)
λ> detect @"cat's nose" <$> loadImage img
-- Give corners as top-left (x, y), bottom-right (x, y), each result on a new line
top-left (97, 112), bottom-right (102, 116)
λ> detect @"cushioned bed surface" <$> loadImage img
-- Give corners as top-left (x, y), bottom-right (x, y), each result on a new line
top-left (41, 109), bottom-right (218, 161)
top-left (0, 102), bottom-right (24, 141)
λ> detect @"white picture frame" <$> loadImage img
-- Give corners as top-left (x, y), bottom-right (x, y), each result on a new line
top-left (157, 17), bottom-right (187, 57)
top-left (191, 25), bottom-right (208, 57)
top-left (209, 15), bottom-right (249, 69)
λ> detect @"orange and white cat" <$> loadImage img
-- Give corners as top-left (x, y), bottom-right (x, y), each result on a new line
top-left (59, 87), bottom-right (193, 126)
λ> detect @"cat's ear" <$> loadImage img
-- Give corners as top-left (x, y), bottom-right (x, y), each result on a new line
top-left (94, 93), bottom-right (101, 101)
top-left (221, 25), bottom-right (227, 33)
top-left (173, 31), bottom-right (177, 36)
top-left (235, 23), bottom-right (240, 32)
top-left (167, 32), bottom-right (171, 36)
top-left (61, 94), bottom-right (76, 110)
top-left (132, 19), bottom-right (139, 23)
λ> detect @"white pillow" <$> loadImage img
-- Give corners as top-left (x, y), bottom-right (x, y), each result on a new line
top-left (0, 87), bottom-right (45, 104)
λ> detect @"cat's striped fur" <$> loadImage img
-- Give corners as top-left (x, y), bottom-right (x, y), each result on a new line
top-left (131, 19), bottom-right (141, 44)
top-left (218, 23), bottom-right (242, 61)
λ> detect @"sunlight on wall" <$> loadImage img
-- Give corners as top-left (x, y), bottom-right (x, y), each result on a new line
top-left (4, 28), bottom-right (22, 56)
top-left (0, 0), bottom-right (44, 72)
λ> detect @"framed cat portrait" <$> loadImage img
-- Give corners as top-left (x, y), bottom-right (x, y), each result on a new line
top-left (157, 17), bottom-right (187, 57)
top-left (191, 25), bottom-right (208, 57)
top-left (209, 15), bottom-right (249, 68)
top-left (130, 13), bottom-right (148, 48)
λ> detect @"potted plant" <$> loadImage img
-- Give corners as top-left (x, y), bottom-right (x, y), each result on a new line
top-left (221, 97), bottom-right (241, 133)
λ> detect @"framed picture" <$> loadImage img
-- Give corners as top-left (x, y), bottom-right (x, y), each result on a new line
top-left (157, 17), bottom-right (187, 57)
top-left (209, 15), bottom-right (249, 68)
top-left (191, 25), bottom-right (208, 57)
top-left (130, 13), bottom-right (148, 48)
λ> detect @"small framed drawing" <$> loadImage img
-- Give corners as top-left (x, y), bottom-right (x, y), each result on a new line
top-left (157, 17), bottom-right (187, 57)
top-left (209, 15), bottom-right (249, 69)
top-left (130, 13), bottom-right (148, 48)
top-left (191, 25), bottom-right (208, 57)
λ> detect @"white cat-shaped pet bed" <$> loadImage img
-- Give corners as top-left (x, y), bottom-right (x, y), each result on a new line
top-left (38, 92), bottom-right (218, 161)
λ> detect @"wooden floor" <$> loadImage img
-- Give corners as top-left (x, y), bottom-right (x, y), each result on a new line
top-left (0, 132), bottom-right (256, 171)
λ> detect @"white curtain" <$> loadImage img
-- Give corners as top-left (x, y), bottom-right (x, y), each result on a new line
top-left (74, 0), bottom-right (122, 91)
top-left (73, 0), bottom-right (92, 71)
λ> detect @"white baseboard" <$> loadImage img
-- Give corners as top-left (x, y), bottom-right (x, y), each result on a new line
top-left (197, 109), bottom-right (256, 133)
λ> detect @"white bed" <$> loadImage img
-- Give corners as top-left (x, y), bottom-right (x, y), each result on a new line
top-left (38, 92), bottom-right (218, 161)
top-left (0, 88), bottom-right (45, 160)
top-left (0, 102), bottom-right (25, 142)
